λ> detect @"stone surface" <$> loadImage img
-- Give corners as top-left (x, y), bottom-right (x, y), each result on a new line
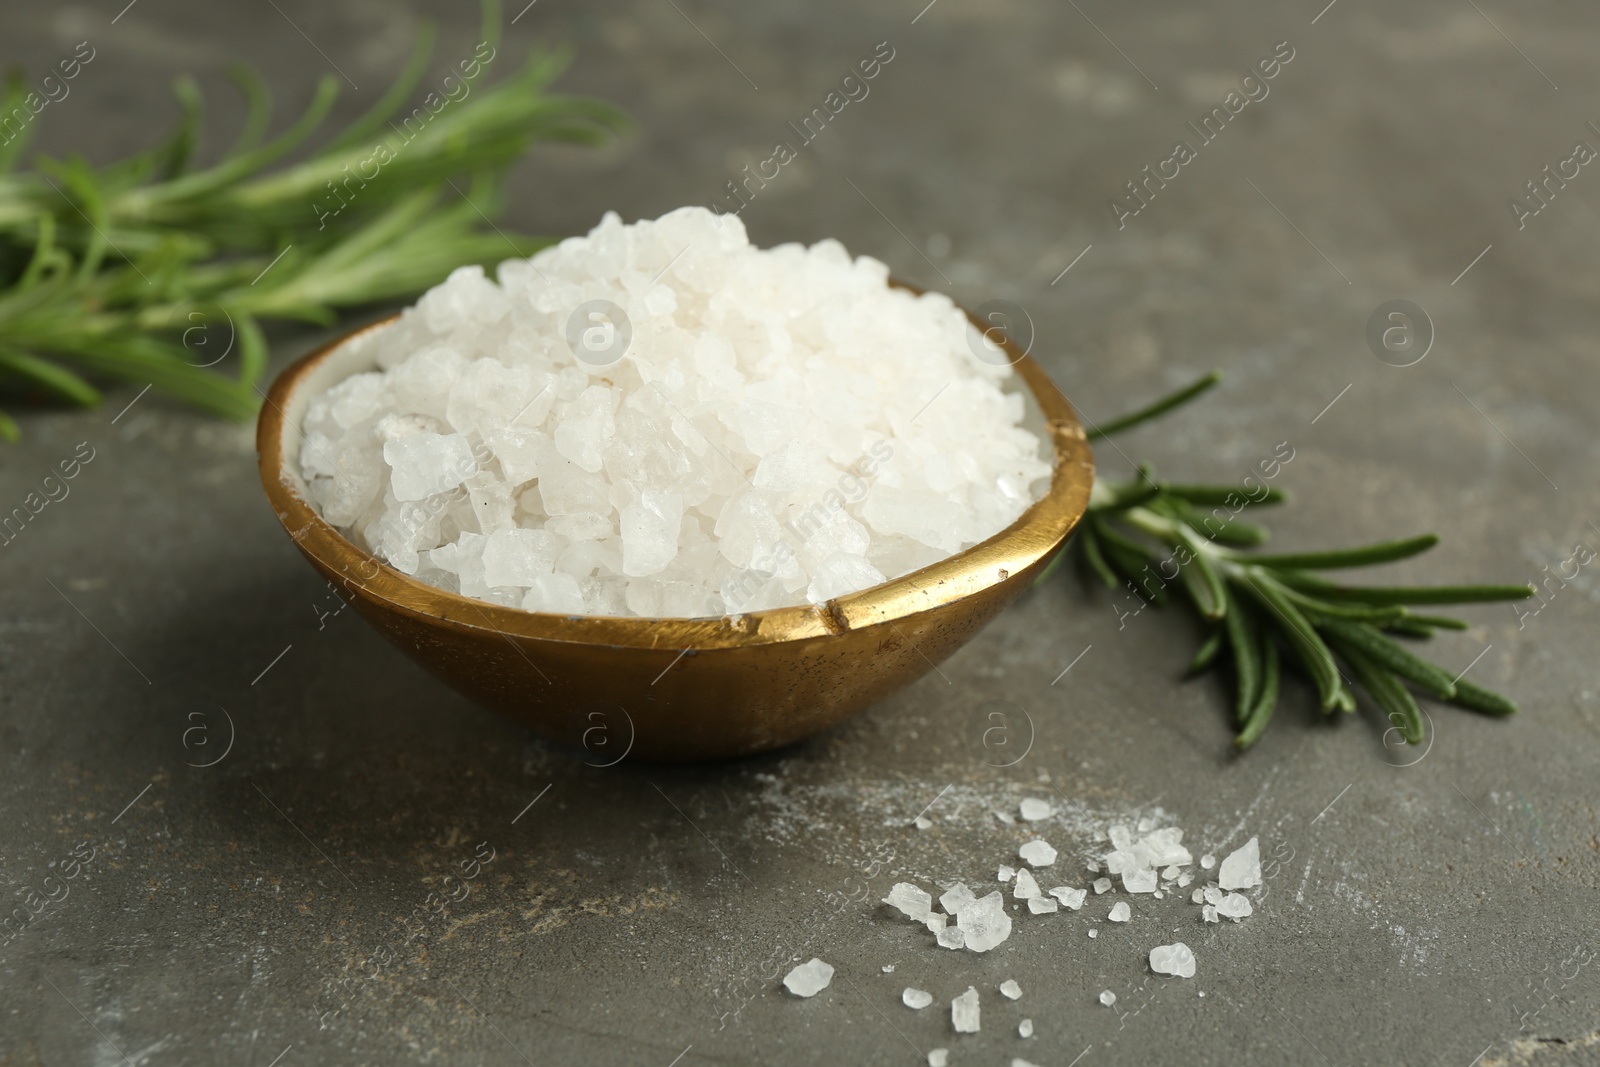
top-left (2, 1), bottom-right (1598, 1065)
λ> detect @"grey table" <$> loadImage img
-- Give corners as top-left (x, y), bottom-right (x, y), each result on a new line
top-left (3, 1), bottom-right (1598, 1065)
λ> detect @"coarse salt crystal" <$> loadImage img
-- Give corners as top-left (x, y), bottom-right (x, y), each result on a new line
top-left (782, 958), bottom-right (834, 997)
top-left (1012, 869), bottom-right (1041, 900)
top-left (1027, 895), bottom-right (1058, 915)
top-left (903, 988), bottom-right (934, 1010)
top-left (998, 864), bottom-right (1015, 882)
top-left (1218, 837), bottom-right (1262, 891)
top-left (1092, 877), bottom-right (1112, 894)
top-left (1019, 1018), bottom-right (1034, 1038)
top-left (884, 883), bottom-right (933, 922)
top-left (956, 891), bottom-right (1012, 952)
top-left (1000, 979), bottom-right (1022, 1000)
top-left (1150, 942), bottom-right (1197, 978)
top-left (929, 1051), bottom-right (949, 1067)
top-left (1217, 892), bottom-right (1254, 921)
top-left (1108, 902), bottom-right (1131, 923)
top-left (1098, 990), bottom-right (1117, 1007)
top-left (952, 987), bottom-right (981, 1032)
top-left (1050, 886), bottom-right (1088, 910)
top-left (1018, 840), bottom-right (1057, 867)
top-left (1019, 798), bottom-right (1052, 821)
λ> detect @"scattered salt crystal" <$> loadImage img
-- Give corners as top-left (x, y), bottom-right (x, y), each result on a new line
top-left (956, 891), bottom-right (1013, 952)
top-left (1108, 902), bottom-right (1131, 923)
top-left (1088, 929), bottom-right (1098, 938)
top-left (1200, 854), bottom-right (1216, 870)
top-left (1104, 850), bottom-right (1136, 876)
top-left (1092, 878), bottom-right (1112, 894)
top-left (1149, 942), bottom-right (1197, 978)
top-left (1217, 892), bottom-right (1254, 921)
top-left (937, 925), bottom-right (966, 950)
top-left (1018, 840), bottom-right (1057, 867)
top-left (1137, 816), bottom-right (1156, 832)
top-left (1019, 1018), bottom-right (1034, 1038)
top-left (939, 883), bottom-right (978, 916)
top-left (1013, 1060), bottom-right (1042, 1067)
top-left (998, 864), bottom-right (1015, 882)
top-left (1202, 905), bottom-right (1219, 923)
top-left (884, 883), bottom-right (933, 922)
top-left (1099, 990), bottom-right (1117, 1007)
top-left (1178, 872), bottom-right (1194, 888)
top-left (1050, 886), bottom-right (1087, 910)
top-left (928, 1051), bottom-right (949, 1067)
top-left (1000, 979), bottom-right (1022, 1000)
top-left (1012, 869), bottom-right (1041, 900)
top-left (1161, 865), bottom-right (1182, 880)
top-left (903, 988), bottom-right (934, 1010)
top-left (882, 964), bottom-right (896, 973)
top-left (952, 987), bottom-right (981, 1033)
top-left (995, 811), bottom-right (1017, 825)
top-left (1122, 868), bottom-right (1158, 894)
top-left (1027, 895), bottom-right (1058, 915)
top-left (1190, 888), bottom-right (1206, 905)
top-left (1203, 885), bottom-right (1224, 906)
top-left (1085, 860), bottom-right (1102, 873)
top-left (915, 816), bottom-right (934, 830)
top-left (1019, 798), bottom-right (1052, 821)
top-left (1153, 889), bottom-right (1164, 899)
top-left (1218, 837), bottom-right (1262, 891)
top-left (782, 958), bottom-right (834, 997)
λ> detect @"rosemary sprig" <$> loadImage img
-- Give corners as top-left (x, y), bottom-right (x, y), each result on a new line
top-left (1046, 372), bottom-right (1535, 750)
top-left (0, 0), bottom-right (627, 437)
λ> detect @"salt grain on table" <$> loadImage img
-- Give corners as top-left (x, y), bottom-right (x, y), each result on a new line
top-left (937, 925), bottom-right (966, 949)
top-left (1108, 902), bottom-right (1131, 923)
top-left (1019, 1018), bottom-right (1034, 1038)
top-left (956, 891), bottom-right (1013, 952)
top-left (884, 882), bottom-right (933, 922)
top-left (1000, 979), bottom-right (1022, 1000)
top-left (782, 958), bottom-right (834, 997)
top-left (1092, 877), bottom-right (1112, 894)
top-left (1217, 892), bottom-right (1253, 921)
top-left (1027, 895), bottom-right (1058, 914)
top-left (903, 988), bottom-right (934, 1010)
top-left (952, 987), bottom-right (981, 1033)
top-left (998, 864), bottom-right (1015, 882)
top-left (1150, 942), bottom-right (1198, 978)
top-left (1012, 869), bottom-right (1041, 900)
top-left (1218, 837), bottom-right (1262, 891)
top-left (1050, 886), bottom-right (1087, 910)
top-left (1019, 798), bottom-right (1052, 821)
top-left (1018, 839), bottom-right (1057, 867)
top-left (928, 1051), bottom-right (949, 1067)
top-left (1099, 990), bottom-right (1117, 1007)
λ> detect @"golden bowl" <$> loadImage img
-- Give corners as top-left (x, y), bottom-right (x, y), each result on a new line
top-left (257, 304), bottom-right (1094, 760)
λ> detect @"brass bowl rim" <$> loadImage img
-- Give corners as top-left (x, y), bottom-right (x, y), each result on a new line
top-left (257, 305), bottom-right (1094, 652)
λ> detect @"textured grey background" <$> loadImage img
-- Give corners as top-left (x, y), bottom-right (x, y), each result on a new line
top-left (2, 1), bottom-right (1598, 1065)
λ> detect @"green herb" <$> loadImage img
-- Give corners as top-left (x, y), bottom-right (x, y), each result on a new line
top-left (1041, 372), bottom-right (1535, 750)
top-left (0, 0), bottom-right (627, 437)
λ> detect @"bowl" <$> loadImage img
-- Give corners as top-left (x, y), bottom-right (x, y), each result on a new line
top-left (257, 303), bottom-right (1094, 760)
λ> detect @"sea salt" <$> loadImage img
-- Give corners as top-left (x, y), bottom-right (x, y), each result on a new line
top-left (1150, 942), bottom-right (1197, 978)
top-left (1098, 990), bottom-right (1117, 1007)
top-left (882, 964), bottom-right (896, 973)
top-left (903, 988), bottom-right (934, 1010)
top-left (952, 987), bottom-right (981, 1033)
top-left (1088, 929), bottom-right (1098, 938)
top-left (929, 1051), bottom-right (949, 1067)
top-left (1019, 1018), bottom-right (1034, 1038)
top-left (937, 925), bottom-right (966, 950)
top-left (1108, 902), bottom-right (1131, 923)
top-left (1092, 877), bottom-right (1112, 894)
top-left (1049, 886), bottom-right (1087, 910)
top-left (1200, 854), bottom-right (1216, 869)
top-left (1217, 892), bottom-right (1254, 921)
top-left (1000, 979), bottom-right (1022, 1000)
top-left (1018, 840), bottom-right (1057, 867)
top-left (1027, 895), bottom-right (1058, 915)
top-left (1122, 868), bottom-right (1158, 894)
top-left (1012, 869), bottom-right (1041, 900)
top-left (998, 864), bottom-right (1015, 882)
top-left (1219, 837), bottom-right (1262, 891)
top-left (884, 882), bottom-right (933, 922)
top-left (783, 958), bottom-right (834, 997)
top-left (1019, 798), bottom-right (1052, 821)
top-left (300, 207), bottom-right (1050, 616)
top-left (956, 891), bottom-right (1013, 952)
